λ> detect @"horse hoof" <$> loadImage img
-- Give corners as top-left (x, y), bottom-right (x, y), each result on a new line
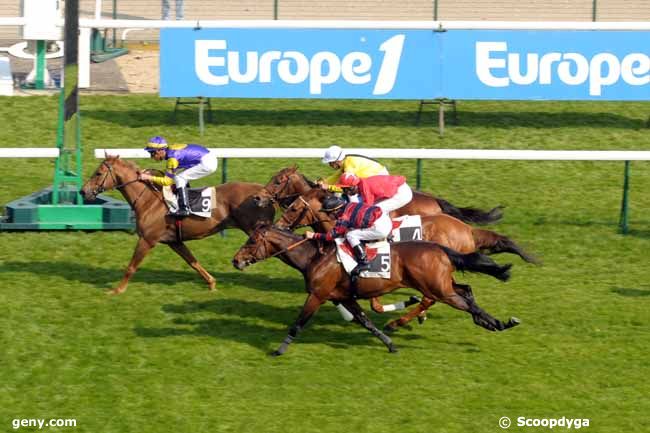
top-left (417, 314), bottom-right (427, 325)
top-left (270, 349), bottom-right (284, 357)
top-left (208, 282), bottom-right (217, 292)
top-left (388, 346), bottom-right (399, 354)
top-left (507, 317), bottom-right (521, 328)
top-left (383, 324), bottom-right (397, 334)
top-left (107, 289), bottom-right (124, 296)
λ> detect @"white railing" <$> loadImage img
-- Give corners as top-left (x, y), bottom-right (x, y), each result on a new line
top-left (93, 147), bottom-right (647, 233)
top-left (95, 148), bottom-right (650, 161)
top-left (0, 148), bottom-right (59, 158)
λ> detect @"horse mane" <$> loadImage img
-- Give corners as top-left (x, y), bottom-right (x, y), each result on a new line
top-left (301, 174), bottom-right (318, 188)
top-left (106, 155), bottom-right (141, 172)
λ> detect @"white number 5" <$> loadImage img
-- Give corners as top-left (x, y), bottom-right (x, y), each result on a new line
top-left (380, 255), bottom-right (390, 272)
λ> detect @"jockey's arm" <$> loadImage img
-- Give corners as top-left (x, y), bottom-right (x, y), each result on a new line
top-left (324, 168), bottom-right (343, 188)
top-left (150, 172), bottom-right (175, 186)
top-left (150, 158), bottom-right (179, 186)
top-left (313, 222), bottom-right (347, 242)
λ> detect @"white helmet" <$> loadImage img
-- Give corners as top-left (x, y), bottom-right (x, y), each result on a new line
top-left (321, 145), bottom-right (346, 164)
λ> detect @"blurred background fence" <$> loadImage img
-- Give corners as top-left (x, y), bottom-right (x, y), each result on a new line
top-left (2, 0), bottom-right (650, 43)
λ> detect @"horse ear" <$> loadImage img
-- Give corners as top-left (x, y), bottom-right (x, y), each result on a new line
top-left (104, 150), bottom-right (108, 158)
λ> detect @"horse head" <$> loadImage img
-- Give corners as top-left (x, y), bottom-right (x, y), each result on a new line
top-left (254, 165), bottom-right (313, 208)
top-left (232, 223), bottom-right (301, 270)
top-left (81, 155), bottom-right (129, 201)
top-left (276, 189), bottom-right (332, 231)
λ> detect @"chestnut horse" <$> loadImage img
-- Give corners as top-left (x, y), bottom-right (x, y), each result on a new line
top-left (254, 166), bottom-right (504, 225)
top-left (232, 225), bottom-right (519, 355)
top-left (81, 156), bottom-right (275, 294)
top-left (275, 188), bottom-right (537, 330)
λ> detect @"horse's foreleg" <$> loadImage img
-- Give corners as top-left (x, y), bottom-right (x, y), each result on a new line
top-left (168, 242), bottom-right (217, 291)
top-left (383, 297), bottom-right (436, 333)
top-left (111, 237), bottom-right (155, 295)
top-left (342, 300), bottom-right (397, 353)
top-left (272, 293), bottom-right (325, 357)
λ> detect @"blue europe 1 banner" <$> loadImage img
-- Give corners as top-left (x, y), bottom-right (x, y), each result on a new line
top-left (160, 28), bottom-right (650, 101)
top-left (160, 28), bottom-right (439, 99)
top-left (444, 30), bottom-right (650, 100)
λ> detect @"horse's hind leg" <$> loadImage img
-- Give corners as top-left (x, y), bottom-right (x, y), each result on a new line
top-left (111, 237), bottom-right (155, 295)
top-left (342, 300), bottom-right (397, 353)
top-left (168, 242), bottom-right (217, 291)
top-left (369, 295), bottom-right (421, 313)
top-left (442, 291), bottom-right (520, 332)
top-left (473, 229), bottom-right (539, 264)
top-left (383, 297), bottom-right (436, 334)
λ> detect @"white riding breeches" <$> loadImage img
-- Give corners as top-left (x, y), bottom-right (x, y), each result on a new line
top-left (345, 213), bottom-right (392, 248)
top-left (174, 153), bottom-right (218, 188)
top-left (376, 183), bottom-right (413, 213)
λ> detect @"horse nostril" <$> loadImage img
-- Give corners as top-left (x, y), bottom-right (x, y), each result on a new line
top-left (79, 189), bottom-right (86, 197)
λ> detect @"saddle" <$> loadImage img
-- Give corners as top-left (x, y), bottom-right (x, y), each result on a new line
top-left (335, 239), bottom-right (391, 279)
top-left (162, 186), bottom-right (217, 218)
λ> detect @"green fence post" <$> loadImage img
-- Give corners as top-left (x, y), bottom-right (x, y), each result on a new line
top-left (416, 158), bottom-right (423, 191)
top-left (221, 157), bottom-right (228, 184)
top-left (618, 160), bottom-right (630, 234)
top-left (219, 157), bottom-right (229, 237)
top-left (35, 40), bottom-right (46, 89)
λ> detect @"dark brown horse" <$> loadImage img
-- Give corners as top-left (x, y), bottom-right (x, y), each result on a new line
top-left (254, 166), bottom-right (504, 225)
top-left (275, 188), bottom-right (537, 330)
top-left (232, 225), bottom-right (519, 355)
top-left (80, 156), bottom-right (275, 294)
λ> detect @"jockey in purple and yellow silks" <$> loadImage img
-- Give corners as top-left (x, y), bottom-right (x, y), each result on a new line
top-left (318, 145), bottom-right (388, 193)
top-left (139, 136), bottom-right (218, 217)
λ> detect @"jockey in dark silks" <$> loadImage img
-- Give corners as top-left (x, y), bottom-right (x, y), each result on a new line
top-left (304, 195), bottom-right (392, 281)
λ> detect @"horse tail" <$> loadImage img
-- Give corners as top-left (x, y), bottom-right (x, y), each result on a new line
top-left (437, 244), bottom-right (512, 282)
top-left (472, 229), bottom-right (541, 264)
top-left (435, 197), bottom-right (504, 225)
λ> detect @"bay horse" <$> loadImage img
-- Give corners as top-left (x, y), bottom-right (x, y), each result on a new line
top-left (232, 225), bottom-right (519, 355)
top-left (80, 156), bottom-right (275, 295)
top-left (254, 166), bottom-right (504, 225)
top-left (275, 188), bottom-right (537, 330)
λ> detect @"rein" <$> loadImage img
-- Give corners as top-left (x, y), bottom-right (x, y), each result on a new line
top-left (268, 237), bottom-right (310, 258)
top-left (92, 161), bottom-right (155, 208)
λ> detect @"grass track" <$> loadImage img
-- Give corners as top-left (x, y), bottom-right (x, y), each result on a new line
top-left (1, 96), bottom-right (649, 433)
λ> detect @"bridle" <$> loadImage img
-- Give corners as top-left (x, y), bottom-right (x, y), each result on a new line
top-left (280, 196), bottom-right (327, 230)
top-left (263, 172), bottom-right (301, 208)
top-left (90, 160), bottom-right (147, 206)
top-left (243, 227), bottom-right (309, 266)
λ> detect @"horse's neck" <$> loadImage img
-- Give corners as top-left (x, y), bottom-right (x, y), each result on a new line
top-left (273, 234), bottom-right (319, 272)
top-left (115, 168), bottom-right (162, 213)
top-left (291, 176), bottom-right (313, 195)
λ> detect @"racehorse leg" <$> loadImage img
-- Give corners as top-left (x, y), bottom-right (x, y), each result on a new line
top-left (272, 293), bottom-right (325, 357)
top-left (383, 297), bottom-right (436, 333)
top-left (168, 242), bottom-right (217, 291)
top-left (442, 290), bottom-right (520, 332)
top-left (110, 237), bottom-right (156, 295)
top-left (382, 283), bottom-right (472, 332)
top-left (369, 295), bottom-right (421, 313)
top-left (341, 299), bottom-right (397, 353)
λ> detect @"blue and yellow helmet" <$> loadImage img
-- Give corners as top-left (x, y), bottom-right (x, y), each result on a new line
top-left (144, 136), bottom-right (168, 152)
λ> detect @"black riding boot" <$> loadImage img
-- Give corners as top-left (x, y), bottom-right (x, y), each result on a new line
top-left (175, 187), bottom-right (191, 217)
top-left (350, 244), bottom-right (370, 289)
